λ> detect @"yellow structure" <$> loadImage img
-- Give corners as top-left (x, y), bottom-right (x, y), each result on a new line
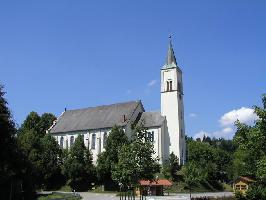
top-left (233, 176), bottom-right (255, 194)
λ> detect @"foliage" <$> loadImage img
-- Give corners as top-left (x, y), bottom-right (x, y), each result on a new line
top-left (17, 111), bottom-right (61, 189)
top-left (231, 94), bottom-right (266, 197)
top-left (96, 126), bottom-right (128, 186)
top-left (0, 84), bottom-right (35, 199)
top-left (181, 161), bottom-right (207, 199)
top-left (40, 134), bottom-right (63, 189)
top-left (111, 124), bottom-right (160, 187)
top-left (162, 152), bottom-right (181, 181)
top-left (245, 182), bottom-right (266, 200)
top-left (187, 140), bottom-right (232, 182)
top-left (233, 94), bottom-right (266, 179)
top-left (62, 135), bottom-right (96, 191)
top-left (182, 161), bottom-right (207, 186)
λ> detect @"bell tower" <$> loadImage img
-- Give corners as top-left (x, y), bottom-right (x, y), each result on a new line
top-left (161, 37), bottom-right (186, 164)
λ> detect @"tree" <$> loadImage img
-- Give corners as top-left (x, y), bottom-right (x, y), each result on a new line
top-left (38, 113), bottom-right (56, 136)
top-left (233, 94), bottom-right (266, 178)
top-left (0, 84), bottom-right (34, 199)
top-left (96, 126), bottom-right (128, 187)
top-left (187, 139), bottom-right (232, 182)
top-left (162, 152), bottom-right (181, 181)
top-left (181, 161), bottom-right (207, 200)
top-left (19, 112), bottom-right (56, 136)
top-left (111, 124), bottom-right (160, 188)
top-left (17, 111), bottom-right (59, 189)
top-left (232, 94), bottom-right (266, 198)
top-left (40, 134), bottom-right (63, 189)
top-left (62, 135), bottom-right (95, 191)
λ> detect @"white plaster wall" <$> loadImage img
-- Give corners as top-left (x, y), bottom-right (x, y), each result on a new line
top-left (161, 67), bottom-right (186, 164)
top-left (146, 127), bottom-right (164, 164)
top-left (53, 128), bottom-right (114, 164)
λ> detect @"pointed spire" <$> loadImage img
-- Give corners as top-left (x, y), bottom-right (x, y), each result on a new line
top-left (163, 35), bottom-right (179, 69)
top-left (166, 35), bottom-right (177, 66)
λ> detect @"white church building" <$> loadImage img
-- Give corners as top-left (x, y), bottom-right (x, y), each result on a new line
top-left (48, 40), bottom-right (186, 164)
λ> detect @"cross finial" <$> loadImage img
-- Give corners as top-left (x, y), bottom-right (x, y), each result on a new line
top-left (168, 34), bottom-right (172, 40)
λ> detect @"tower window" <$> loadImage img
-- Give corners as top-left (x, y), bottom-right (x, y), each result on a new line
top-left (91, 134), bottom-right (96, 149)
top-left (166, 80), bottom-right (173, 91)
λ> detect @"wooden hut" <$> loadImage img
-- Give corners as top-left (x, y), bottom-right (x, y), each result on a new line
top-left (136, 179), bottom-right (172, 196)
top-left (233, 176), bottom-right (255, 194)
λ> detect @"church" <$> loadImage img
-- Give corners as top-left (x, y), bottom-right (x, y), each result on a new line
top-left (48, 39), bottom-right (186, 164)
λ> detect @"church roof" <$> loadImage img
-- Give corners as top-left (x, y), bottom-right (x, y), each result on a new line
top-left (139, 111), bottom-right (165, 128)
top-left (49, 100), bottom-right (143, 134)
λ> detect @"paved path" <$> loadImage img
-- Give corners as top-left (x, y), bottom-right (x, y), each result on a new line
top-left (79, 192), bottom-right (233, 200)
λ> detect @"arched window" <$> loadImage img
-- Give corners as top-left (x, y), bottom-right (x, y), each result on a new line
top-left (145, 131), bottom-right (154, 142)
top-left (66, 139), bottom-right (68, 149)
top-left (91, 134), bottom-right (96, 149)
top-left (166, 80), bottom-right (173, 91)
top-left (86, 136), bottom-right (90, 149)
top-left (81, 134), bottom-right (84, 144)
top-left (60, 136), bottom-right (64, 148)
top-left (169, 80), bottom-right (172, 91)
top-left (103, 132), bottom-right (107, 148)
top-left (70, 136), bottom-right (74, 147)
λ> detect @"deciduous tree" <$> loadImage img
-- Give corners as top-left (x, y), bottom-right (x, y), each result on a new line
top-left (63, 135), bottom-right (95, 191)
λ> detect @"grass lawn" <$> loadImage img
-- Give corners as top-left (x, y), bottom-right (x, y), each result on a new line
top-left (57, 185), bottom-right (73, 192)
top-left (38, 193), bottom-right (81, 200)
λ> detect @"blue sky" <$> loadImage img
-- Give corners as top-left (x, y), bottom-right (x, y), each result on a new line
top-left (0, 0), bottom-right (265, 138)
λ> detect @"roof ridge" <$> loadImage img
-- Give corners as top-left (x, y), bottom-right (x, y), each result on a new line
top-left (65, 100), bottom-right (141, 112)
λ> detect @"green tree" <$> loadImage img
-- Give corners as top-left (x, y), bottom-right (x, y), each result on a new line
top-left (182, 161), bottom-right (207, 200)
top-left (38, 113), bottom-right (56, 136)
top-left (40, 134), bottom-right (63, 189)
top-left (17, 111), bottom-right (59, 189)
top-left (111, 125), bottom-right (160, 188)
top-left (187, 139), bottom-right (232, 182)
top-left (233, 94), bottom-right (266, 178)
top-left (0, 84), bottom-right (34, 199)
top-left (96, 126), bottom-right (128, 187)
top-left (162, 152), bottom-right (180, 181)
top-left (232, 94), bottom-right (266, 198)
top-left (63, 135), bottom-right (95, 191)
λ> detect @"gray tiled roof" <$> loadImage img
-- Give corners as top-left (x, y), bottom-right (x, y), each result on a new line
top-left (50, 100), bottom-right (142, 134)
top-left (139, 112), bottom-right (165, 128)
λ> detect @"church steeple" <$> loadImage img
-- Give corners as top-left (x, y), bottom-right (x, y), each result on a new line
top-left (161, 35), bottom-right (186, 164)
top-left (163, 36), bottom-right (178, 69)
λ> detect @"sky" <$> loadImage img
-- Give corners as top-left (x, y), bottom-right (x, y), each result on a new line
top-left (0, 0), bottom-right (265, 139)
